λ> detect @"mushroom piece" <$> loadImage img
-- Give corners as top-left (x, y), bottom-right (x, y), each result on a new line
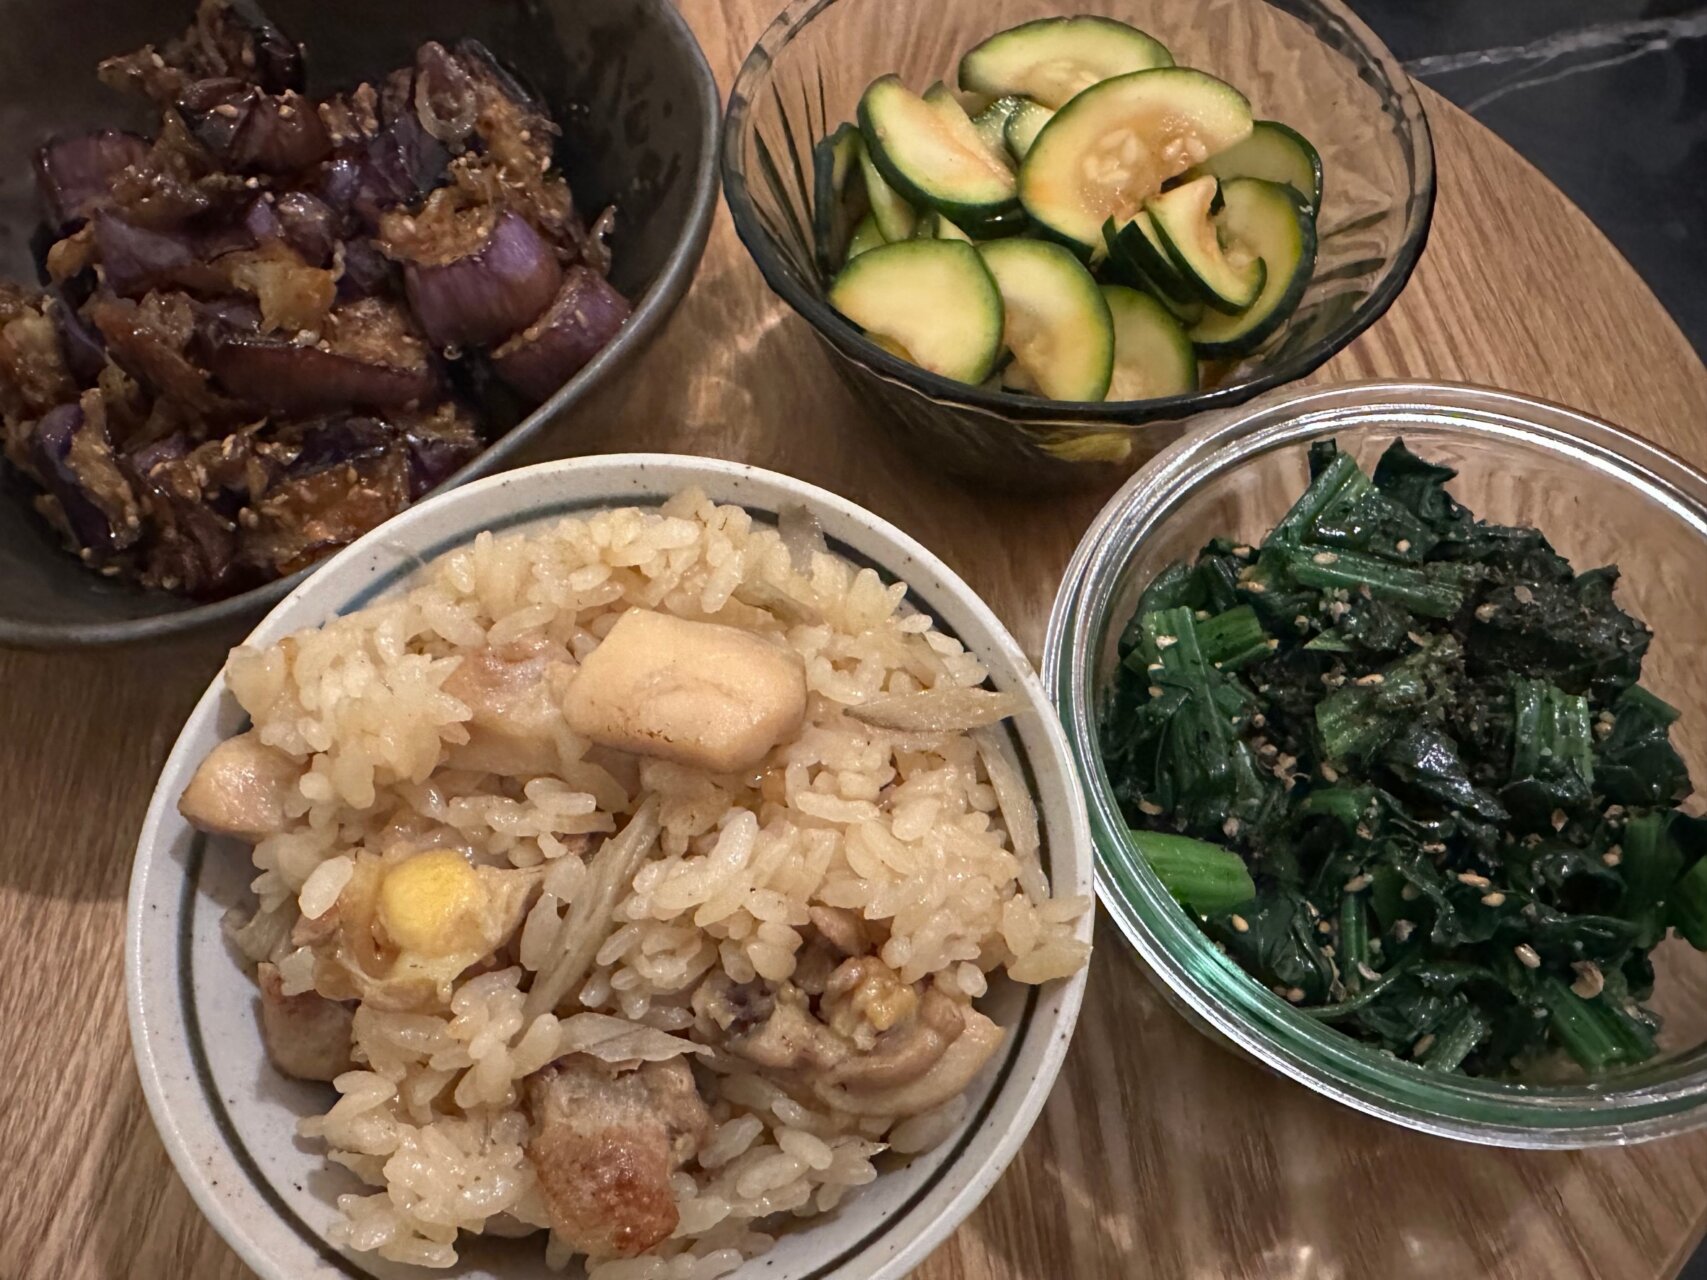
top-left (177, 730), bottom-right (301, 841)
top-left (695, 975), bottom-right (848, 1073)
top-left (441, 638), bottom-right (575, 777)
top-left (525, 1055), bottom-right (710, 1259)
top-left (256, 960), bottom-right (353, 1082)
top-left (562, 609), bottom-right (807, 774)
top-left (815, 1006), bottom-right (1004, 1118)
top-left (695, 958), bottom-right (1006, 1122)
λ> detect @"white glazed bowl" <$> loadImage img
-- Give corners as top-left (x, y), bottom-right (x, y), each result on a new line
top-left (126, 454), bottom-right (1094, 1280)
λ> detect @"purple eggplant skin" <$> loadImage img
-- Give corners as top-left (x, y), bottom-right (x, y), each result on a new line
top-left (206, 333), bottom-right (441, 415)
top-left (91, 211), bottom-right (227, 298)
top-left (202, 0), bottom-right (306, 94)
top-left (315, 115), bottom-right (451, 234)
top-left (336, 237), bottom-right (395, 300)
top-left (28, 404), bottom-right (129, 553)
top-left (491, 266), bottom-right (632, 404)
top-left (403, 211), bottom-right (563, 351)
top-left (177, 78), bottom-right (332, 175)
top-left (34, 131), bottom-right (151, 231)
top-left (49, 288), bottom-right (109, 385)
top-left (272, 192), bottom-right (337, 266)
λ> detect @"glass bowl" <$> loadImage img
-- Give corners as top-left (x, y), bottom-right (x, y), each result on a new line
top-left (722, 0), bottom-right (1435, 490)
top-left (1044, 380), bottom-right (1707, 1146)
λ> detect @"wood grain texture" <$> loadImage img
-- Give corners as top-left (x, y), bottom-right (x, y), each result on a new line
top-left (4, 2), bottom-right (1707, 1278)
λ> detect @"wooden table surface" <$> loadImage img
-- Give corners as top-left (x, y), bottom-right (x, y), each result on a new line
top-left (7, 2), bottom-right (1707, 1277)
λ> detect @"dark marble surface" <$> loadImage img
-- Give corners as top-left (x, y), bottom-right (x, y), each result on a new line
top-left (1352, 0), bottom-right (1707, 358)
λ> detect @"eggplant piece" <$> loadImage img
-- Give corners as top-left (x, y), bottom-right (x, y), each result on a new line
top-left (28, 402), bottom-right (140, 554)
top-left (48, 288), bottom-right (108, 385)
top-left (97, 0), bottom-right (304, 106)
top-left (0, 287), bottom-right (78, 418)
top-left (273, 192), bottom-right (337, 267)
top-left (316, 117), bottom-right (450, 232)
top-left (208, 338), bottom-right (439, 414)
top-left (135, 470), bottom-right (243, 595)
top-left (178, 78), bottom-right (332, 175)
top-left (34, 131), bottom-right (151, 231)
top-left (199, 0), bottom-right (305, 94)
top-left (125, 432), bottom-right (190, 479)
top-left (336, 237), bottom-right (394, 299)
top-left (91, 212), bottom-right (228, 298)
top-left (491, 266), bottom-right (630, 403)
top-left (89, 293), bottom-right (233, 414)
top-left (281, 415), bottom-right (395, 472)
top-left (400, 210), bottom-right (562, 350)
top-left (398, 402), bottom-right (483, 496)
top-left (242, 446), bottom-right (411, 576)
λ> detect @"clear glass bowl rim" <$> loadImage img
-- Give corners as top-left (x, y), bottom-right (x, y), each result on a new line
top-left (719, 0), bottom-right (1438, 427)
top-left (1044, 378), bottom-right (1707, 1147)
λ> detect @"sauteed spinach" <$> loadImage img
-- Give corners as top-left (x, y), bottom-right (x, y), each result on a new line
top-left (1103, 439), bottom-right (1707, 1076)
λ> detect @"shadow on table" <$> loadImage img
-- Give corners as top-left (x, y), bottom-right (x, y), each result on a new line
top-left (961, 913), bottom-right (1643, 1280)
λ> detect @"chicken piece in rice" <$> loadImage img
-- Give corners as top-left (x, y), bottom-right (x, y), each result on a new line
top-left (526, 1055), bottom-right (710, 1258)
top-left (186, 488), bottom-right (1090, 1274)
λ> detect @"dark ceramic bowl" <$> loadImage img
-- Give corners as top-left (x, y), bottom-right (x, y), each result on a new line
top-left (722, 0), bottom-right (1435, 491)
top-left (0, 0), bottom-right (719, 648)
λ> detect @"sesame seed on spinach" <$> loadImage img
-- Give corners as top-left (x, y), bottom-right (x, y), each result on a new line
top-left (1103, 438), bottom-right (1707, 1076)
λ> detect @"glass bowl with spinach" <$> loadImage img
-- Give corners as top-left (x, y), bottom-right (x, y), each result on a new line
top-left (1045, 381), bottom-right (1707, 1146)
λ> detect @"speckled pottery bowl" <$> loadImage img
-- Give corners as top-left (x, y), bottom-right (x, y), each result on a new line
top-left (126, 453), bottom-right (1093, 1279)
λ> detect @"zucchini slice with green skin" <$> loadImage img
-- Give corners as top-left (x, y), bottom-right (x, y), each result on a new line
top-left (1190, 120), bottom-right (1323, 212)
top-left (1003, 99), bottom-right (1055, 163)
top-left (858, 74), bottom-right (1018, 225)
top-left (972, 96), bottom-right (1025, 164)
top-left (845, 212), bottom-right (885, 261)
top-left (1189, 177), bottom-right (1317, 357)
top-left (1103, 213), bottom-right (1197, 306)
top-left (916, 210), bottom-right (975, 242)
top-left (1148, 175), bottom-right (1265, 313)
top-left (812, 123), bottom-right (867, 274)
top-left (959, 16), bottom-right (1174, 109)
top-left (978, 238), bottom-right (1113, 401)
top-left (828, 239), bottom-right (1004, 384)
top-left (924, 82), bottom-right (1014, 173)
top-left (1102, 285), bottom-right (1197, 400)
top-left (1018, 68), bottom-right (1253, 255)
top-left (858, 137), bottom-right (917, 242)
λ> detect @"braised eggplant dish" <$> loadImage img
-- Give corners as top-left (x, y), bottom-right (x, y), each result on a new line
top-left (0, 0), bottom-right (631, 597)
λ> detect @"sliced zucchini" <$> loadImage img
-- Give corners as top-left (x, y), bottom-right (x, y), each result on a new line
top-left (1103, 213), bottom-right (1196, 307)
top-left (1003, 99), bottom-right (1055, 163)
top-left (858, 137), bottom-right (917, 242)
top-left (812, 123), bottom-right (867, 274)
top-left (1018, 68), bottom-right (1254, 255)
top-left (925, 82), bottom-right (1013, 174)
top-left (1101, 286), bottom-right (1197, 400)
top-left (828, 239), bottom-right (1004, 384)
top-left (845, 212), bottom-right (885, 261)
top-left (1189, 177), bottom-right (1317, 358)
top-left (972, 96), bottom-right (1025, 164)
top-left (978, 238), bottom-right (1113, 401)
top-left (1148, 175), bottom-right (1264, 313)
top-left (1191, 120), bottom-right (1323, 213)
top-left (858, 74), bottom-right (1019, 226)
top-left (959, 16), bottom-right (1173, 109)
top-left (916, 210), bottom-right (974, 243)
